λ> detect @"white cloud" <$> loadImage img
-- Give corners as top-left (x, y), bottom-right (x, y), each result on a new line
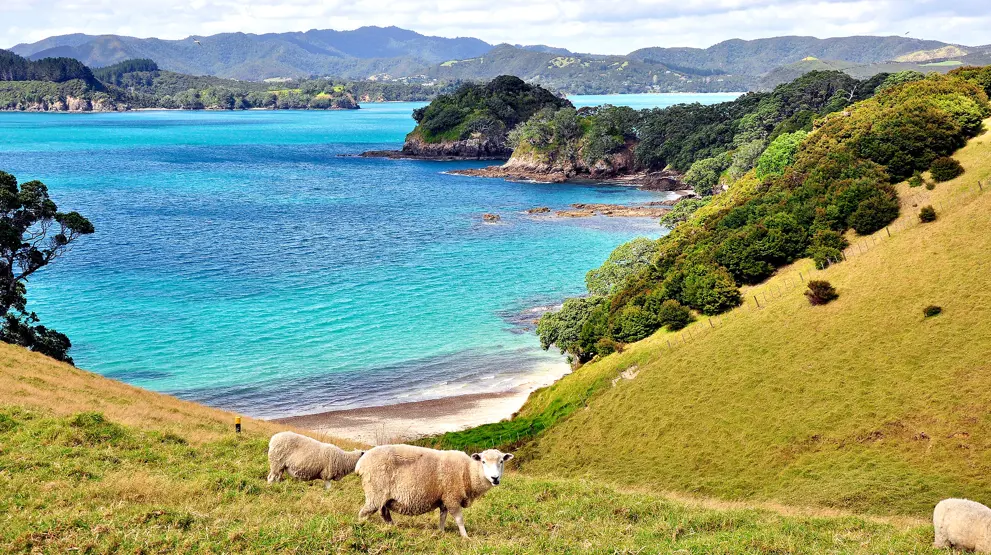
top-left (2, 0), bottom-right (989, 53)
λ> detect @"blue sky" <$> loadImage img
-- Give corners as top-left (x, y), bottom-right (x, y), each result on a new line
top-left (2, 0), bottom-right (988, 53)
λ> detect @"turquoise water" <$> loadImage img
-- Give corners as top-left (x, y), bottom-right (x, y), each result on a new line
top-left (0, 94), bottom-right (731, 418)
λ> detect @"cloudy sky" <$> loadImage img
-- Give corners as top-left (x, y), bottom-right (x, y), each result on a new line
top-left (2, 0), bottom-right (988, 53)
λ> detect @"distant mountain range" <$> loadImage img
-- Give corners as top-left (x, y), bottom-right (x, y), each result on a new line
top-left (9, 27), bottom-right (990, 93)
top-left (9, 26), bottom-right (490, 81)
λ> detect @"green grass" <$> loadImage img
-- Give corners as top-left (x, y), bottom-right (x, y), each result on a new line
top-left (486, 122), bottom-right (991, 516)
top-left (922, 61), bottom-right (964, 67)
top-left (0, 405), bottom-right (940, 553)
top-left (4, 122), bottom-right (991, 554)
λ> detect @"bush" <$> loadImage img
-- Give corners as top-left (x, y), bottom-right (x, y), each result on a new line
top-left (908, 171), bottom-right (923, 188)
top-left (923, 305), bottom-right (943, 318)
top-left (610, 305), bottom-right (660, 343)
top-left (594, 337), bottom-right (623, 356)
top-left (848, 194), bottom-right (900, 235)
top-left (654, 299), bottom-right (694, 331)
top-left (919, 205), bottom-right (937, 223)
top-left (755, 130), bottom-right (807, 180)
top-left (925, 181), bottom-right (936, 191)
top-left (805, 280), bottom-right (839, 306)
top-left (929, 157), bottom-right (964, 182)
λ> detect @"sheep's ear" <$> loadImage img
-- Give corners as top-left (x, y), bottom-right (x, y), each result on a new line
top-left (471, 453), bottom-right (482, 461)
top-left (502, 453), bottom-right (514, 462)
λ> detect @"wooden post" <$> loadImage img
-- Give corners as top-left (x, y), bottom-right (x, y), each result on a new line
top-left (709, 318), bottom-right (714, 329)
top-left (799, 271), bottom-right (804, 282)
top-left (667, 339), bottom-right (672, 349)
top-left (754, 295), bottom-right (760, 308)
top-left (886, 227), bottom-right (890, 237)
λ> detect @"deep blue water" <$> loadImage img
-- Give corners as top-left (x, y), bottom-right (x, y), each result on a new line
top-left (0, 94), bottom-right (734, 418)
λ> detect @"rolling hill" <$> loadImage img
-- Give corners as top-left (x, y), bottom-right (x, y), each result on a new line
top-left (9, 26), bottom-right (492, 80)
top-left (0, 319), bottom-right (942, 552)
top-left (8, 29), bottom-right (983, 94)
top-left (427, 116), bottom-right (991, 519)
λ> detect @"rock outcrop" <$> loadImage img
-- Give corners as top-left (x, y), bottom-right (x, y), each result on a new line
top-left (2, 96), bottom-right (127, 113)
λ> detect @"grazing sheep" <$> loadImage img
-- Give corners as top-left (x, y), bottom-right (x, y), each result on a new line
top-left (267, 431), bottom-right (364, 488)
top-left (355, 444), bottom-right (513, 538)
top-left (934, 498), bottom-right (991, 551)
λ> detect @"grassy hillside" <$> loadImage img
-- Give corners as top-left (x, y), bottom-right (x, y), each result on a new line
top-left (0, 342), bottom-right (945, 552)
top-left (442, 121), bottom-right (991, 518)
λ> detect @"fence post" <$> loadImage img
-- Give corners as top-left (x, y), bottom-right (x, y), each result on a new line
top-left (235, 416), bottom-right (241, 434)
top-left (754, 295), bottom-right (760, 308)
top-left (886, 227), bottom-right (890, 237)
top-left (799, 271), bottom-right (804, 282)
top-left (979, 180), bottom-right (983, 191)
top-left (709, 318), bottom-right (714, 329)
top-left (667, 339), bottom-right (672, 349)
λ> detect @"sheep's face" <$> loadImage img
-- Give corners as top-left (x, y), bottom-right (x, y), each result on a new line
top-left (471, 449), bottom-right (513, 486)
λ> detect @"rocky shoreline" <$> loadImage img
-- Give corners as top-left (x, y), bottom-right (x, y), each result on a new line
top-left (361, 133), bottom-right (512, 161)
top-left (522, 197), bottom-right (693, 218)
top-left (451, 165), bottom-right (688, 191)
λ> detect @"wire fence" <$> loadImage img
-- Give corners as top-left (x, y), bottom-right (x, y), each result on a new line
top-left (657, 178), bottom-right (987, 352)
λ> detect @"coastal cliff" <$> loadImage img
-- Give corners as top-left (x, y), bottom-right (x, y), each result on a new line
top-left (399, 131), bottom-right (510, 159)
top-left (2, 95), bottom-right (127, 112)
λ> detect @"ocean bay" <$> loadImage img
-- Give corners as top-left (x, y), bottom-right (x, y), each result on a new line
top-left (0, 94), bottom-right (733, 418)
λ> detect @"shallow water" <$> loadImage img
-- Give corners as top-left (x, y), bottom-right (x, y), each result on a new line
top-left (0, 94), bottom-right (733, 418)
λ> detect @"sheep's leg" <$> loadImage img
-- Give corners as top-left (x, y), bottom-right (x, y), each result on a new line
top-left (450, 507), bottom-right (468, 538)
top-left (358, 502), bottom-right (378, 521)
top-left (933, 528), bottom-right (949, 549)
top-left (324, 479), bottom-right (333, 490)
top-left (267, 462), bottom-right (283, 483)
top-left (380, 505), bottom-right (394, 524)
top-left (438, 507), bottom-right (448, 531)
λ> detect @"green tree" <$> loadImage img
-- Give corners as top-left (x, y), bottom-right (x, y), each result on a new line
top-left (0, 171), bottom-right (94, 363)
top-left (755, 130), bottom-right (807, 180)
top-left (536, 296), bottom-right (606, 361)
top-left (584, 237), bottom-right (657, 296)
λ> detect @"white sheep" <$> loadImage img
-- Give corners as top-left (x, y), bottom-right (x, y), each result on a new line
top-left (934, 498), bottom-right (991, 551)
top-left (354, 444), bottom-right (513, 538)
top-left (267, 431), bottom-right (364, 488)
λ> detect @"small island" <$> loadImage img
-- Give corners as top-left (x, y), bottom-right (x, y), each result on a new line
top-left (362, 75), bottom-right (570, 160)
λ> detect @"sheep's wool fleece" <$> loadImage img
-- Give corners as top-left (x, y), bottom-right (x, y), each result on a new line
top-left (934, 498), bottom-right (991, 552)
top-left (356, 445), bottom-right (491, 516)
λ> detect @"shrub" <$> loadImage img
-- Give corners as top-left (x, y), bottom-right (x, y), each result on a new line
top-left (919, 205), bottom-right (937, 223)
top-left (925, 181), bottom-right (936, 191)
top-left (654, 299), bottom-right (694, 331)
top-left (805, 280), bottom-right (839, 306)
top-left (848, 194), bottom-right (900, 235)
top-left (678, 264), bottom-right (742, 315)
top-left (594, 337), bottom-right (623, 356)
top-left (929, 157), bottom-right (964, 182)
top-left (908, 171), bottom-right (923, 188)
top-left (755, 130), bottom-right (807, 180)
top-left (923, 305), bottom-right (943, 318)
top-left (610, 305), bottom-right (660, 343)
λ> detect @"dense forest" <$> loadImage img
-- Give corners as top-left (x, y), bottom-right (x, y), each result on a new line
top-left (535, 67), bottom-right (991, 362)
top-left (0, 50), bottom-right (459, 111)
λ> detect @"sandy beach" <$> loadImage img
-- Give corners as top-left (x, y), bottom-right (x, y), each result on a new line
top-left (274, 388), bottom-right (537, 445)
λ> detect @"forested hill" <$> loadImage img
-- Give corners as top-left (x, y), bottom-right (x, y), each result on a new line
top-left (0, 49), bottom-right (454, 112)
top-left (9, 26), bottom-right (492, 81)
top-left (0, 49), bottom-right (100, 86)
top-left (8, 29), bottom-right (984, 93)
top-left (628, 35), bottom-right (959, 76)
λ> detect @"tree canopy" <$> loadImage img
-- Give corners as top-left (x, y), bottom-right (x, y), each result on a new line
top-left (0, 171), bottom-right (94, 363)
